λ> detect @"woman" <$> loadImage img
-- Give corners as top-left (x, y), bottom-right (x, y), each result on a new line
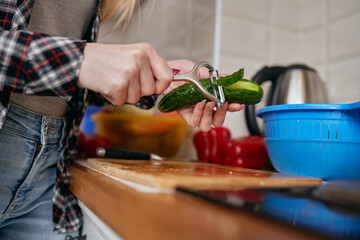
top-left (0, 0), bottom-right (242, 239)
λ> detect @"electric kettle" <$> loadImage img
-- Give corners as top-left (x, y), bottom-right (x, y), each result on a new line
top-left (245, 64), bottom-right (328, 136)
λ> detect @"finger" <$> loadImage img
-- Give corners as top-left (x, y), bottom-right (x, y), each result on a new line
top-left (138, 43), bottom-right (173, 94)
top-left (212, 102), bottom-right (228, 127)
top-left (187, 100), bottom-right (206, 128)
top-left (126, 75), bottom-right (141, 104)
top-left (101, 93), bottom-right (114, 105)
top-left (228, 103), bottom-right (244, 112)
top-left (101, 93), bottom-right (126, 106)
top-left (153, 60), bottom-right (173, 94)
top-left (198, 67), bottom-right (211, 79)
top-left (177, 106), bottom-right (195, 126)
top-left (198, 102), bottom-right (216, 131)
top-left (219, 73), bottom-right (229, 77)
top-left (102, 78), bottom-right (129, 105)
top-left (167, 59), bottom-right (195, 73)
top-left (139, 63), bottom-right (156, 96)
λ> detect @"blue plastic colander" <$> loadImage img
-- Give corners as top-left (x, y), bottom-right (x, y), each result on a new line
top-left (257, 101), bottom-right (360, 179)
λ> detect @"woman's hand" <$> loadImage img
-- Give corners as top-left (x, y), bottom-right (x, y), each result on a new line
top-left (167, 60), bottom-right (243, 132)
top-left (78, 42), bottom-right (173, 105)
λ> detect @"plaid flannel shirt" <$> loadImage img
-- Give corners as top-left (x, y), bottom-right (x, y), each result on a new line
top-left (0, 0), bottom-right (100, 233)
top-left (0, 0), bottom-right (156, 233)
top-left (0, 0), bottom-right (157, 233)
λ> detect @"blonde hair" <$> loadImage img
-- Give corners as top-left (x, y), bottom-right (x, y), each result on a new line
top-left (101, 0), bottom-right (140, 30)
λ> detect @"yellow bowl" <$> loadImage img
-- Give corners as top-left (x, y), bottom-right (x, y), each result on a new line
top-left (92, 111), bottom-right (188, 157)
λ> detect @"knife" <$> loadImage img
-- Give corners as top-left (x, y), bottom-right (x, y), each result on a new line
top-left (96, 147), bottom-right (194, 161)
top-left (96, 147), bottom-right (162, 160)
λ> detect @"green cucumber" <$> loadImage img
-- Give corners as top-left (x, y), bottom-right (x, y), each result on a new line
top-left (158, 68), bottom-right (263, 113)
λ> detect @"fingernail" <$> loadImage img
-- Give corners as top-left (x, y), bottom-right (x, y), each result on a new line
top-left (222, 102), bottom-right (228, 109)
top-left (197, 100), bottom-right (206, 109)
top-left (172, 68), bottom-right (181, 75)
top-left (234, 105), bottom-right (244, 111)
top-left (207, 101), bottom-right (215, 108)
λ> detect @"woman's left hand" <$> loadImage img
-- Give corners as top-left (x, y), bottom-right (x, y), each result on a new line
top-left (167, 60), bottom-right (243, 132)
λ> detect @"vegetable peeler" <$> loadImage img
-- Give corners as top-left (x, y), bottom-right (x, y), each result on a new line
top-left (173, 61), bottom-right (225, 108)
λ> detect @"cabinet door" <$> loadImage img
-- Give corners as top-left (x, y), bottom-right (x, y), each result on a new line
top-left (79, 201), bottom-right (123, 240)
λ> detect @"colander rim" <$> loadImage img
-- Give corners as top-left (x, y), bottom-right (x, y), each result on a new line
top-left (257, 101), bottom-right (360, 118)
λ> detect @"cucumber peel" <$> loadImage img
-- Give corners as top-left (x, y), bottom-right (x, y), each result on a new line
top-left (216, 68), bottom-right (244, 87)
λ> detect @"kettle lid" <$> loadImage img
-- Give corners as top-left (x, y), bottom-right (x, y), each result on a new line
top-left (286, 64), bottom-right (316, 72)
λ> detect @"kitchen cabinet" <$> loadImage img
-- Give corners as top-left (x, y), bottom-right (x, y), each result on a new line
top-left (80, 201), bottom-right (122, 240)
top-left (69, 160), bottom-right (328, 240)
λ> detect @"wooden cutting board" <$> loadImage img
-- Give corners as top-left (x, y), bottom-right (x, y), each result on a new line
top-left (87, 158), bottom-right (322, 189)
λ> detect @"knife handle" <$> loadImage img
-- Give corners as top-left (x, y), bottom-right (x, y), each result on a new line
top-left (96, 148), bottom-right (151, 160)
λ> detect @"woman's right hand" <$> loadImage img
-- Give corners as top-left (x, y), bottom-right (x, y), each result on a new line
top-left (78, 42), bottom-right (173, 105)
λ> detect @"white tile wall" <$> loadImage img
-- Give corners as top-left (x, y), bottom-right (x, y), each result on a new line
top-left (328, 13), bottom-right (360, 62)
top-left (221, 15), bottom-right (269, 61)
top-left (299, 0), bottom-right (326, 30)
top-left (267, 28), bottom-right (301, 64)
top-left (188, 17), bottom-right (215, 61)
top-left (219, 55), bottom-right (264, 78)
top-left (328, 0), bottom-right (360, 22)
top-left (270, 0), bottom-right (301, 30)
top-left (327, 56), bottom-right (360, 103)
top-left (191, 0), bottom-right (216, 25)
top-left (222, 0), bottom-right (269, 23)
top-left (299, 28), bottom-right (326, 65)
top-left (96, 0), bottom-right (360, 156)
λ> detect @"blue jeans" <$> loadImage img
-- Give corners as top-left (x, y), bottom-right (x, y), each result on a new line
top-left (0, 103), bottom-right (79, 239)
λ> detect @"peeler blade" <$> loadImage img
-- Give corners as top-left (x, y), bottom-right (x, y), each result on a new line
top-left (173, 61), bottom-right (225, 107)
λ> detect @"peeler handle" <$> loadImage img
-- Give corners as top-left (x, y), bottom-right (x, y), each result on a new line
top-left (172, 61), bottom-right (224, 107)
top-left (96, 147), bottom-right (160, 160)
top-left (96, 147), bottom-right (150, 159)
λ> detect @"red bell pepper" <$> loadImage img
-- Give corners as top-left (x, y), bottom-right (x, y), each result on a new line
top-left (224, 136), bottom-right (268, 169)
top-left (77, 132), bottom-right (112, 158)
top-left (209, 127), bottom-right (231, 164)
top-left (193, 127), bottom-right (231, 164)
top-left (193, 128), bottom-right (268, 169)
top-left (193, 130), bottom-right (212, 162)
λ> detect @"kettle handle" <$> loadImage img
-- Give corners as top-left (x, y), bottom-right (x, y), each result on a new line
top-left (245, 66), bottom-right (287, 136)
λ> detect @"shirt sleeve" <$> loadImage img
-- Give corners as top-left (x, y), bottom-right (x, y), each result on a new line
top-left (0, 29), bottom-right (86, 98)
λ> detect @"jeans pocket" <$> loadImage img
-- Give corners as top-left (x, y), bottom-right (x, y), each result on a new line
top-left (0, 127), bottom-right (43, 216)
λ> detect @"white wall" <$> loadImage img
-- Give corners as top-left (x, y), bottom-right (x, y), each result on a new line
top-left (217, 0), bottom-right (360, 137)
top-left (98, 0), bottom-right (360, 157)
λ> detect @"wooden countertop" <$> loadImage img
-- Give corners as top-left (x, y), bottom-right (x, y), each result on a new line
top-left (70, 161), bottom-right (327, 240)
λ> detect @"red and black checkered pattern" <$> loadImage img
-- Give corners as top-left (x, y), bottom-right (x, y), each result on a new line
top-left (0, 0), bottom-right (95, 234)
top-left (1, 0), bottom-right (158, 234)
